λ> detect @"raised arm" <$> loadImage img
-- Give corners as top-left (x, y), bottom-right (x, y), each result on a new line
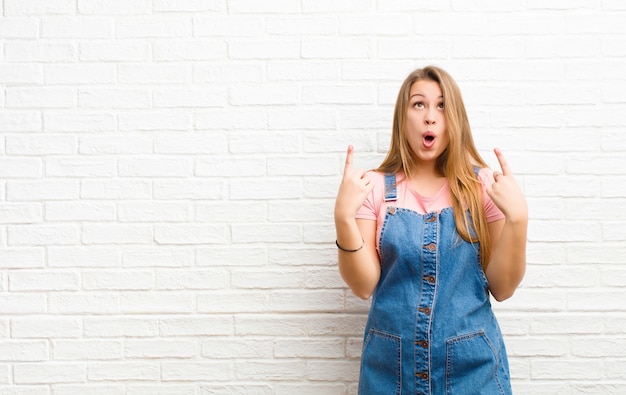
top-left (334, 145), bottom-right (381, 299)
top-left (485, 148), bottom-right (528, 302)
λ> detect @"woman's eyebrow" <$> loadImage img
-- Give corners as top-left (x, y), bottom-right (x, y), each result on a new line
top-left (409, 93), bottom-right (443, 99)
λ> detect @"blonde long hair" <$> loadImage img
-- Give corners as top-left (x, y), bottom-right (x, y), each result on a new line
top-left (377, 66), bottom-right (492, 269)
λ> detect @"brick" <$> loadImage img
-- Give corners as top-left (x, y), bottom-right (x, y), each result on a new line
top-left (0, 248), bottom-right (44, 269)
top-left (200, 338), bottom-right (273, 359)
top-left (79, 134), bottom-right (152, 155)
top-left (154, 132), bottom-right (227, 154)
top-left (82, 270), bottom-right (154, 290)
top-left (154, 0), bottom-right (222, 12)
top-left (6, 87), bottom-right (75, 109)
top-left (159, 316), bottom-right (233, 336)
top-left (267, 16), bottom-right (336, 35)
top-left (48, 246), bottom-right (120, 268)
top-left (274, 337), bottom-right (345, 358)
top-left (117, 202), bottom-right (191, 222)
top-left (124, 339), bottom-right (195, 359)
top-left (229, 84), bottom-right (299, 105)
top-left (116, 17), bottom-right (190, 38)
top-left (302, 84), bottom-right (375, 105)
top-left (9, 270), bottom-right (80, 291)
top-left (235, 360), bottom-right (306, 381)
top-left (0, 203), bottom-right (42, 224)
top-left (227, 0), bottom-right (300, 13)
top-left (155, 269), bottom-right (229, 290)
top-left (80, 179), bottom-right (151, 200)
top-left (0, 64), bottom-right (43, 84)
top-left (228, 131), bottom-right (298, 154)
top-left (44, 112), bottom-right (116, 132)
top-left (153, 40), bottom-right (227, 61)
top-left (305, 360), bottom-right (359, 381)
top-left (51, 385), bottom-right (124, 395)
top-left (117, 64), bottom-right (190, 84)
top-left (154, 179), bottom-right (224, 200)
top-left (341, 15), bottom-right (412, 35)
top-left (78, 0), bottom-right (152, 15)
top-left (193, 62), bottom-right (264, 83)
top-left (53, 340), bottom-right (123, 360)
top-left (49, 293), bottom-right (119, 314)
top-left (154, 224), bottom-right (228, 244)
top-left (0, 158), bottom-right (42, 179)
top-left (120, 292), bottom-right (194, 314)
top-left (267, 60), bottom-right (338, 81)
top-left (0, 17), bottom-right (39, 38)
top-left (127, 385), bottom-right (197, 395)
top-left (123, 247), bottom-right (193, 268)
top-left (11, 317), bottom-right (82, 338)
top-left (118, 111), bottom-right (192, 131)
top-left (228, 39), bottom-right (300, 60)
top-left (45, 201), bottom-right (116, 222)
top-left (8, 225), bottom-right (80, 246)
top-left (79, 41), bottom-right (151, 61)
top-left (14, 363), bottom-right (86, 384)
top-left (197, 291), bottom-right (270, 313)
top-left (198, 246), bottom-right (268, 267)
top-left (196, 156), bottom-right (265, 177)
top-left (6, 134), bottom-right (76, 156)
top-left (231, 224), bottom-right (301, 243)
top-left (4, 42), bottom-right (75, 62)
top-left (46, 157), bottom-right (116, 177)
top-left (302, 38), bottom-right (372, 59)
top-left (118, 158), bottom-right (192, 177)
top-left (302, 0), bottom-right (374, 13)
top-left (0, 341), bottom-right (48, 361)
top-left (82, 225), bottom-right (152, 244)
top-left (5, 0), bottom-right (75, 15)
top-left (0, 112), bottom-right (42, 132)
top-left (79, 88), bottom-right (151, 109)
top-left (83, 318), bottom-right (158, 338)
top-left (41, 16), bottom-right (113, 38)
top-left (88, 362), bottom-right (160, 381)
top-left (162, 361), bottom-right (233, 381)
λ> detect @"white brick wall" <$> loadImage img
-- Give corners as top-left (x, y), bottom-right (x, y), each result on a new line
top-left (1, 1), bottom-right (625, 393)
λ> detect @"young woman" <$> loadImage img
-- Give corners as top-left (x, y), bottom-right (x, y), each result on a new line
top-left (334, 66), bottom-right (527, 394)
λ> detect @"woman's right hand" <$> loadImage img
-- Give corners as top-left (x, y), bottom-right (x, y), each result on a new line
top-left (334, 145), bottom-right (375, 221)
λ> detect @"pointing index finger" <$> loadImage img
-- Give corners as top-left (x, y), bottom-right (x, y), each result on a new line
top-left (493, 147), bottom-right (512, 176)
top-left (343, 145), bottom-right (354, 175)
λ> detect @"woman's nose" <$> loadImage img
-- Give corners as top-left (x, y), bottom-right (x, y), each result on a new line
top-left (425, 110), bottom-right (436, 125)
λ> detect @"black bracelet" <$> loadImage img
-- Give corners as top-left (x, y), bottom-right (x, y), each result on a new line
top-left (336, 239), bottom-right (364, 252)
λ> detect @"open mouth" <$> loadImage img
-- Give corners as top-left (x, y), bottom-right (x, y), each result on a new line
top-left (423, 132), bottom-right (436, 148)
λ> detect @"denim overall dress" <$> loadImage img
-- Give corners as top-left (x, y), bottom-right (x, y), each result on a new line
top-left (358, 173), bottom-right (512, 395)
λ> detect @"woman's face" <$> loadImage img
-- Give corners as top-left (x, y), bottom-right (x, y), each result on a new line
top-left (405, 79), bottom-right (449, 168)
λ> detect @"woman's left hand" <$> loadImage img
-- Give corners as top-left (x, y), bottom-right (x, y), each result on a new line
top-left (486, 148), bottom-right (528, 222)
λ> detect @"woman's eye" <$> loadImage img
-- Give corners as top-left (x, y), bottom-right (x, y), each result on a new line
top-left (413, 102), bottom-right (424, 108)
top-left (438, 103), bottom-right (445, 109)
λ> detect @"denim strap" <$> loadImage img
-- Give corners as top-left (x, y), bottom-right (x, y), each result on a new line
top-left (383, 173), bottom-right (397, 202)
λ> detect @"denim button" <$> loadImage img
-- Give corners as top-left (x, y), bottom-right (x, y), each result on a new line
top-left (425, 215), bottom-right (436, 222)
top-left (415, 340), bottom-right (428, 348)
top-left (419, 307), bottom-right (431, 315)
top-left (424, 243), bottom-right (436, 251)
top-left (387, 206), bottom-right (396, 215)
top-left (416, 371), bottom-right (429, 380)
top-left (423, 275), bottom-right (435, 284)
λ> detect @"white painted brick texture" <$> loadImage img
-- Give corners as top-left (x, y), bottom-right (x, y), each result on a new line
top-left (0, 1), bottom-right (625, 393)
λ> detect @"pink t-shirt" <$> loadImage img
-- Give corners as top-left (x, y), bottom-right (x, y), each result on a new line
top-left (355, 168), bottom-right (505, 251)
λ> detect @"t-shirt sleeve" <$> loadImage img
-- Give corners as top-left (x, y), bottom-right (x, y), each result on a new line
top-left (355, 171), bottom-right (382, 221)
top-left (478, 167), bottom-right (505, 223)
